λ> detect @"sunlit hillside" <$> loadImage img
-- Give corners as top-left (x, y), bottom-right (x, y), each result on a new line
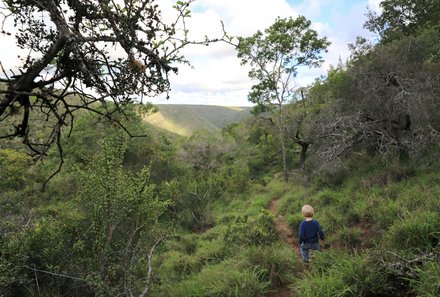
top-left (143, 104), bottom-right (252, 136)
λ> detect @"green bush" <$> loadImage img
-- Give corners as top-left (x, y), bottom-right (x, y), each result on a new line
top-left (196, 237), bottom-right (229, 265)
top-left (0, 149), bottom-right (31, 190)
top-left (375, 248), bottom-right (440, 295)
top-left (293, 270), bottom-right (353, 297)
top-left (247, 194), bottom-right (273, 213)
top-left (319, 206), bottom-right (344, 234)
top-left (224, 211), bottom-right (277, 246)
top-left (412, 261), bottom-right (440, 297)
top-left (243, 243), bottom-right (297, 286)
top-left (385, 211), bottom-right (440, 251)
top-left (371, 198), bottom-right (403, 229)
top-left (294, 251), bottom-right (392, 297)
top-left (337, 226), bottom-right (364, 249)
top-left (155, 261), bottom-right (269, 297)
top-left (159, 251), bottom-right (201, 280)
top-left (285, 212), bottom-right (304, 230)
top-left (315, 189), bottom-right (339, 206)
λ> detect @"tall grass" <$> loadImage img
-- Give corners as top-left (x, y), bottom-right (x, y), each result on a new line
top-left (293, 251), bottom-right (392, 297)
top-left (384, 211), bottom-right (440, 251)
top-left (154, 260), bottom-right (269, 297)
top-left (411, 261), bottom-right (440, 297)
top-left (243, 243), bottom-right (298, 286)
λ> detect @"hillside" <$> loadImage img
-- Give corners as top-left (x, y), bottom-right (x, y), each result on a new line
top-left (143, 104), bottom-right (252, 136)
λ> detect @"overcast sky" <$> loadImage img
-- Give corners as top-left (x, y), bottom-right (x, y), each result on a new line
top-left (154, 0), bottom-right (382, 106)
top-left (0, 0), bottom-right (382, 107)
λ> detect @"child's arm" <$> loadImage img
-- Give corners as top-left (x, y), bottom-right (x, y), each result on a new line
top-left (298, 222), bottom-right (304, 244)
top-left (317, 222), bottom-right (324, 241)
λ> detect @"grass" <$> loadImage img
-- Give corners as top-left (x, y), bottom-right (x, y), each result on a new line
top-left (293, 251), bottom-right (392, 297)
top-left (412, 261), bottom-right (440, 297)
top-left (153, 160), bottom-right (440, 297)
top-left (242, 242), bottom-right (298, 286)
top-left (155, 260), bottom-right (269, 297)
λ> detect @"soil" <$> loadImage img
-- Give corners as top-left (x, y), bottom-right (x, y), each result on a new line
top-left (269, 198), bottom-right (301, 260)
top-left (266, 198), bottom-right (299, 297)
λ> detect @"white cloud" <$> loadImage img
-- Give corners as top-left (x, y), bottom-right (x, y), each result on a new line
top-left (0, 0), bottom-right (377, 107)
top-left (367, 0), bottom-right (382, 11)
top-left (150, 0), bottom-right (377, 106)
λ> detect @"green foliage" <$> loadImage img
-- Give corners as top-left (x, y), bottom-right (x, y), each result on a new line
top-left (412, 261), bottom-right (440, 297)
top-left (143, 104), bottom-right (251, 136)
top-left (0, 149), bottom-right (31, 190)
top-left (375, 248), bottom-right (440, 295)
top-left (224, 211), bottom-right (277, 246)
top-left (385, 211), bottom-right (440, 251)
top-left (75, 132), bottom-right (170, 294)
top-left (294, 251), bottom-right (392, 297)
top-left (159, 250), bottom-right (202, 280)
top-left (156, 260), bottom-right (269, 297)
top-left (365, 0), bottom-right (440, 42)
top-left (336, 226), bottom-right (364, 250)
top-left (237, 16), bottom-right (330, 88)
top-left (243, 243), bottom-right (298, 286)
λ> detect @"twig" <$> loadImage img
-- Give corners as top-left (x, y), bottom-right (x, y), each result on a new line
top-left (138, 235), bottom-right (180, 297)
top-left (23, 265), bottom-right (90, 283)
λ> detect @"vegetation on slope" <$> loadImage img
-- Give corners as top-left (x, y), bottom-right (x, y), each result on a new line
top-left (143, 104), bottom-right (251, 136)
top-left (1, 1), bottom-right (440, 296)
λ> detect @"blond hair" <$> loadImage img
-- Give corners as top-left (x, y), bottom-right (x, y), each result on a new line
top-left (301, 205), bottom-right (314, 218)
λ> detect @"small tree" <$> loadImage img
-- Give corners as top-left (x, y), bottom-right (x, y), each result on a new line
top-left (78, 132), bottom-right (170, 296)
top-left (236, 16), bottom-right (329, 181)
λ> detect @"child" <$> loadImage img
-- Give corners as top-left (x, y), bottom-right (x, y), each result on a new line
top-left (298, 204), bottom-right (324, 262)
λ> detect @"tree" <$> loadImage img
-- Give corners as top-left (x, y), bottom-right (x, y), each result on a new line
top-left (77, 132), bottom-right (170, 296)
top-left (282, 89), bottom-right (316, 168)
top-left (365, 0), bottom-right (440, 42)
top-left (236, 16), bottom-right (329, 181)
top-left (0, 0), bottom-right (226, 173)
top-left (310, 28), bottom-right (440, 170)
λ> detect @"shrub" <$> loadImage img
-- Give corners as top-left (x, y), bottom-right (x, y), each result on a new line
top-left (412, 261), bottom-right (440, 297)
top-left (0, 149), bottom-right (31, 190)
top-left (319, 206), bottom-right (344, 234)
top-left (224, 211), bottom-right (277, 246)
top-left (155, 261), bottom-right (269, 297)
top-left (337, 226), bottom-right (364, 250)
top-left (243, 243), bottom-right (298, 286)
top-left (385, 211), bottom-right (440, 251)
top-left (376, 248), bottom-right (440, 295)
top-left (196, 237), bottom-right (229, 265)
top-left (159, 251), bottom-right (201, 280)
top-left (315, 189), bottom-right (339, 206)
top-left (285, 212), bottom-right (304, 230)
top-left (294, 251), bottom-right (392, 297)
top-left (293, 270), bottom-right (352, 297)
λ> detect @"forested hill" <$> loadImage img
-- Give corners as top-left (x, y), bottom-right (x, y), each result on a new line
top-left (142, 104), bottom-right (252, 136)
top-left (2, 0), bottom-right (440, 296)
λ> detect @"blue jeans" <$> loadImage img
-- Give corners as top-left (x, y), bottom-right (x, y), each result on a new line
top-left (300, 242), bottom-right (319, 262)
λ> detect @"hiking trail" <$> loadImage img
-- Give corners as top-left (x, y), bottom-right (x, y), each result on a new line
top-left (266, 198), bottom-right (300, 297)
top-left (269, 198), bottom-right (301, 259)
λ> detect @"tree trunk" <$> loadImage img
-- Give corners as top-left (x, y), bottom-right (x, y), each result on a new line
top-left (278, 109), bottom-right (288, 182)
top-left (299, 142), bottom-right (309, 169)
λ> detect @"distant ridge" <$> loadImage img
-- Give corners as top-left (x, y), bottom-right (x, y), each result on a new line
top-left (142, 104), bottom-right (252, 136)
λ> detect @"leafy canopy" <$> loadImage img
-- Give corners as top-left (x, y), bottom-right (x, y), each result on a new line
top-left (365, 0), bottom-right (440, 42)
top-left (237, 16), bottom-right (330, 107)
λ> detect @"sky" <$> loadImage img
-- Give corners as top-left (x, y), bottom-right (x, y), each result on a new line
top-left (0, 0), bottom-right (382, 107)
top-left (154, 0), bottom-right (382, 106)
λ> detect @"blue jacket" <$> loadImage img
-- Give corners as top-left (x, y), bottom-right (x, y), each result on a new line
top-left (299, 219), bottom-right (324, 244)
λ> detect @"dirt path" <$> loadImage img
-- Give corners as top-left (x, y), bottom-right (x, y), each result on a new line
top-left (266, 198), bottom-right (300, 297)
top-left (269, 198), bottom-right (301, 260)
